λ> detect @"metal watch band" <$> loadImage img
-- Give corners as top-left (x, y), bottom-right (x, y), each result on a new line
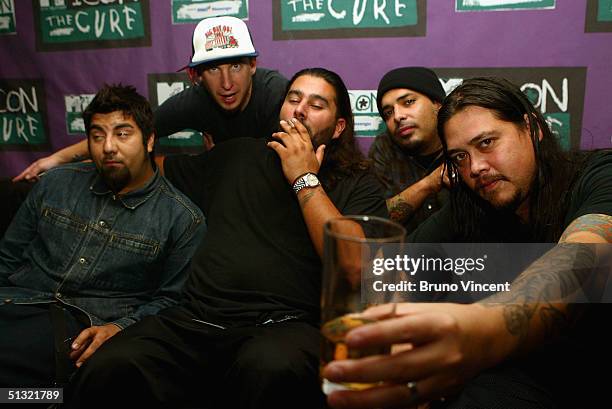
top-left (293, 177), bottom-right (308, 194)
top-left (292, 172), bottom-right (319, 194)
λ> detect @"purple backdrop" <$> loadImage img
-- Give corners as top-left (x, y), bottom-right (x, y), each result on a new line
top-left (1, 1), bottom-right (610, 177)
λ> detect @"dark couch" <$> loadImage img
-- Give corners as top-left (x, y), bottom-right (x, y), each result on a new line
top-left (0, 178), bottom-right (35, 238)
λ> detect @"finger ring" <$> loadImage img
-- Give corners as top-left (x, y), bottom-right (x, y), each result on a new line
top-left (406, 381), bottom-right (418, 396)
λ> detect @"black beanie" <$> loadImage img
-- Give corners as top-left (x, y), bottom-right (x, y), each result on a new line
top-left (376, 67), bottom-right (445, 115)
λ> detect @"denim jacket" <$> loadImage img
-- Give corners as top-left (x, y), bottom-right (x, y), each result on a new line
top-left (0, 163), bottom-right (205, 329)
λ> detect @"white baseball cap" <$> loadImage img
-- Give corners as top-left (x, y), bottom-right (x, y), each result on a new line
top-left (184, 16), bottom-right (258, 69)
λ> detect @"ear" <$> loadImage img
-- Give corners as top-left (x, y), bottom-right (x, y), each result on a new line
top-left (433, 101), bottom-right (442, 115)
top-left (523, 113), bottom-right (544, 142)
top-left (332, 118), bottom-right (346, 140)
top-left (249, 58), bottom-right (257, 75)
top-left (187, 67), bottom-right (200, 85)
top-left (146, 133), bottom-right (155, 153)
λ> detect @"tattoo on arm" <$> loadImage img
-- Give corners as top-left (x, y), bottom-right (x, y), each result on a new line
top-left (299, 190), bottom-right (317, 207)
top-left (484, 243), bottom-right (598, 349)
top-left (71, 154), bottom-right (87, 162)
top-left (387, 196), bottom-right (415, 223)
top-left (559, 213), bottom-right (612, 243)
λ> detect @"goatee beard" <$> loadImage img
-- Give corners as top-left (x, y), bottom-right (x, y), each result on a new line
top-left (101, 166), bottom-right (131, 193)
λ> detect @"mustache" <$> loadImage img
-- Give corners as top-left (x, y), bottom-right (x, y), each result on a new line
top-left (102, 156), bottom-right (123, 164)
top-left (397, 120), bottom-right (417, 129)
top-left (395, 121), bottom-right (418, 136)
top-left (275, 118), bottom-right (313, 136)
top-left (475, 174), bottom-right (506, 189)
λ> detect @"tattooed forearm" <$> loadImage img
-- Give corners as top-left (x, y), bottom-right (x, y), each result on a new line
top-left (298, 190), bottom-right (317, 207)
top-left (538, 303), bottom-right (583, 341)
top-left (71, 154), bottom-right (87, 162)
top-left (387, 196), bottom-right (415, 223)
top-left (501, 304), bottom-right (535, 341)
top-left (483, 243), bottom-right (599, 347)
top-left (559, 213), bottom-right (612, 243)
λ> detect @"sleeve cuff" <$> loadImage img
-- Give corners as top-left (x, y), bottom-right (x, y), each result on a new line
top-left (110, 316), bottom-right (137, 330)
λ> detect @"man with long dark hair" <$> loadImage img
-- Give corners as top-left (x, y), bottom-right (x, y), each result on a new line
top-left (322, 77), bottom-right (611, 409)
top-left (423, 77), bottom-right (597, 243)
top-left (64, 68), bottom-right (387, 409)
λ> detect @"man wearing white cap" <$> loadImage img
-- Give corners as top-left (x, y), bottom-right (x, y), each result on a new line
top-left (14, 16), bottom-right (288, 182)
top-left (156, 16), bottom-right (288, 144)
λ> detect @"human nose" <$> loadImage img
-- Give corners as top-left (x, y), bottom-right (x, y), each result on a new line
top-left (220, 68), bottom-right (232, 90)
top-left (103, 134), bottom-right (116, 154)
top-left (469, 152), bottom-right (489, 177)
top-left (293, 100), bottom-right (307, 121)
top-left (393, 104), bottom-right (407, 123)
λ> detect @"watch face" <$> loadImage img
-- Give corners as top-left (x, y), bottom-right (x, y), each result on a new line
top-left (305, 173), bottom-right (319, 186)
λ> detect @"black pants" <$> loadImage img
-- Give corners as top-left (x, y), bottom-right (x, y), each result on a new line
top-left (65, 305), bottom-right (326, 409)
top-left (0, 302), bottom-right (85, 387)
top-left (435, 334), bottom-right (611, 409)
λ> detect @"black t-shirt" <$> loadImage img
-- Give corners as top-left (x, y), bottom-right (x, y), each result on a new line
top-left (563, 150), bottom-right (612, 224)
top-left (409, 150), bottom-right (612, 243)
top-left (368, 131), bottom-right (448, 235)
top-left (154, 68), bottom-right (288, 143)
top-left (164, 138), bottom-right (388, 325)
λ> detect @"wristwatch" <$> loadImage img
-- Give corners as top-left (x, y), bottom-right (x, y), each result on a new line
top-left (292, 172), bottom-right (320, 194)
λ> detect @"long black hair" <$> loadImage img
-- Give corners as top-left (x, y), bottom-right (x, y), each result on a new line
top-left (285, 68), bottom-right (369, 190)
top-left (438, 77), bottom-right (586, 242)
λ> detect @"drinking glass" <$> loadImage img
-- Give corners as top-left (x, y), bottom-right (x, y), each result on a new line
top-left (320, 215), bottom-right (405, 394)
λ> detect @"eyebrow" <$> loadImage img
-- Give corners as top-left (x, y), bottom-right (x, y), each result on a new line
top-left (113, 123), bottom-right (135, 131)
top-left (286, 90), bottom-right (303, 99)
top-left (204, 57), bottom-right (247, 69)
top-left (88, 123), bottom-right (134, 134)
top-left (382, 92), bottom-right (416, 111)
top-left (89, 124), bottom-right (104, 133)
top-left (446, 131), bottom-right (496, 155)
top-left (287, 89), bottom-right (330, 106)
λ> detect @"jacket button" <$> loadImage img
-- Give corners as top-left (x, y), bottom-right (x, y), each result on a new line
top-left (78, 257), bottom-right (86, 264)
top-left (99, 220), bottom-right (107, 228)
top-left (56, 292), bottom-right (62, 298)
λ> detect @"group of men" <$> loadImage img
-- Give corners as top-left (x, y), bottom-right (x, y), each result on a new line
top-left (1, 14), bottom-right (610, 409)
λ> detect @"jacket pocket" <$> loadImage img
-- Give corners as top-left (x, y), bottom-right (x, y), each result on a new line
top-left (37, 207), bottom-right (87, 272)
top-left (108, 233), bottom-right (159, 259)
top-left (41, 207), bottom-right (87, 233)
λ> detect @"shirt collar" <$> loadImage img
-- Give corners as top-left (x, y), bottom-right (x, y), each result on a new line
top-left (89, 167), bottom-right (160, 210)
